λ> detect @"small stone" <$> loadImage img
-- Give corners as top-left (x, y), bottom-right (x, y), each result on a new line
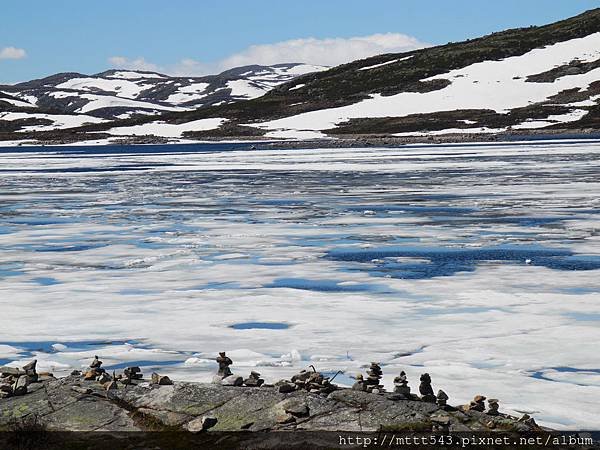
top-left (0, 384), bottom-right (12, 394)
top-left (37, 372), bottom-right (54, 382)
top-left (275, 412), bottom-right (296, 424)
top-left (22, 360), bottom-right (37, 372)
top-left (431, 415), bottom-right (451, 426)
top-left (291, 370), bottom-right (311, 383)
top-left (352, 381), bottom-right (366, 391)
top-left (71, 370), bottom-right (81, 376)
top-left (71, 386), bottom-right (93, 395)
top-left (12, 375), bottom-right (28, 396)
top-left (278, 399), bottom-right (309, 417)
top-left (221, 375), bottom-right (243, 386)
top-left (187, 416), bottom-right (218, 433)
top-left (83, 370), bottom-right (97, 381)
top-left (124, 366), bottom-right (142, 380)
top-left (151, 373), bottom-right (173, 385)
top-left (97, 372), bottom-right (111, 384)
top-left (104, 381), bottom-right (118, 391)
top-left (278, 383), bottom-right (296, 393)
top-left (158, 376), bottom-right (173, 385)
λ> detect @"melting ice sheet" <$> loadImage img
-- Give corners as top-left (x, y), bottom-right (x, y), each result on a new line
top-left (0, 140), bottom-right (599, 429)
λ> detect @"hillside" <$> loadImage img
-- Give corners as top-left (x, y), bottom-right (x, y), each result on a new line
top-left (2, 9), bottom-right (600, 144)
top-left (0, 64), bottom-right (326, 142)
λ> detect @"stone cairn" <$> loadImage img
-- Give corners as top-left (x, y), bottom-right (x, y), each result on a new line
top-left (487, 398), bottom-right (500, 416)
top-left (467, 395), bottom-right (486, 412)
top-left (276, 367), bottom-right (337, 395)
top-left (364, 362), bottom-right (384, 393)
top-left (0, 359), bottom-right (49, 398)
top-left (213, 352), bottom-right (243, 387)
top-left (243, 371), bottom-right (264, 387)
top-left (436, 389), bottom-right (449, 407)
top-left (419, 373), bottom-right (436, 403)
top-left (79, 356), bottom-right (151, 391)
top-left (393, 371), bottom-right (410, 397)
top-left (0, 354), bottom-right (506, 420)
top-left (83, 355), bottom-right (106, 381)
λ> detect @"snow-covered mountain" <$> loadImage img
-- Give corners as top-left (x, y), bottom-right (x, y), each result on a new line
top-left (2, 9), bottom-right (600, 145)
top-left (0, 63), bottom-right (327, 133)
top-left (102, 8), bottom-right (599, 142)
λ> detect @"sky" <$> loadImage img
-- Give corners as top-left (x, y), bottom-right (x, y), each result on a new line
top-left (1, 0), bottom-right (598, 83)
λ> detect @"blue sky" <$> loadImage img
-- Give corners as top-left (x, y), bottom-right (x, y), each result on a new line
top-left (1, 0), bottom-right (598, 82)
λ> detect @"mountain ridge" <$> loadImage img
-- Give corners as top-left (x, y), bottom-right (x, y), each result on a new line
top-left (2, 9), bottom-right (600, 144)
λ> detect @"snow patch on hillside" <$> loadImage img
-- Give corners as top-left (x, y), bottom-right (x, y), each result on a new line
top-left (77, 94), bottom-right (183, 114)
top-left (106, 71), bottom-right (166, 80)
top-left (227, 80), bottom-right (265, 99)
top-left (0, 112), bottom-right (106, 131)
top-left (108, 117), bottom-right (228, 137)
top-left (57, 78), bottom-right (151, 99)
top-left (247, 33), bottom-right (600, 137)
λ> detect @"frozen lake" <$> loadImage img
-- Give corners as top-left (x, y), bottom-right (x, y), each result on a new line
top-left (0, 140), bottom-right (599, 429)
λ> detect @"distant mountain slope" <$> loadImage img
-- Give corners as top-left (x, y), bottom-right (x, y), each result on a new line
top-left (2, 9), bottom-right (600, 144)
top-left (154, 7), bottom-right (599, 140)
top-left (0, 63), bottom-right (327, 135)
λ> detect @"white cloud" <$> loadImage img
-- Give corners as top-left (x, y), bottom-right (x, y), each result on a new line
top-left (219, 33), bottom-right (428, 68)
top-left (0, 47), bottom-right (27, 60)
top-left (108, 33), bottom-right (429, 76)
top-left (107, 56), bottom-right (160, 72)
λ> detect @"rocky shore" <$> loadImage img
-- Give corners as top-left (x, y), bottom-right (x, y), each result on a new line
top-left (3, 129), bottom-right (600, 150)
top-left (0, 358), bottom-right (544, 434)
